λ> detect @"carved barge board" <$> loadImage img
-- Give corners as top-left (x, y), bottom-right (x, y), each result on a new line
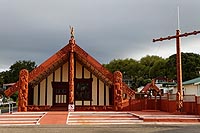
top-left (4, 40), bottom-right (135, 101)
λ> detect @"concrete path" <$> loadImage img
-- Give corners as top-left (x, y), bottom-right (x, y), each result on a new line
top-left (39, 111), bottom-right (68, 125)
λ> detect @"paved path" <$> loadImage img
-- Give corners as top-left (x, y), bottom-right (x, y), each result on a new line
top-left (39, 111), bottom-right (68, 125)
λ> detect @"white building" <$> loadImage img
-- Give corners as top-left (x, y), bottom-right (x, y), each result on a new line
top-left (173, 77), bottom-right (200, 96)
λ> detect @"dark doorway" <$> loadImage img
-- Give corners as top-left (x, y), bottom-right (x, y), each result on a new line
top-left (52, 82), bottom-right (69, 107)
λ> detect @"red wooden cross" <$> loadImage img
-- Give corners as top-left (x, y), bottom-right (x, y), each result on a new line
top-left (153, 30), bottom-right (200, 112)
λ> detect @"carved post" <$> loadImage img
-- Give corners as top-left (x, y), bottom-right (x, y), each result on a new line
top-left (69, 37), bottom-right (75, 104)
top-left (18, 69), bottom-right (29, 112)
top-left (113, 71), bottom-right (123, 111)
top-left (176, 30), bottom-right (183, 112)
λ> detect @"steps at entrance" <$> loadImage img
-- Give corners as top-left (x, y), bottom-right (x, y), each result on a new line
top-left (0, 112), bottom-right (46, 126)
top-left (141, 115), bottom-right (200, 123)
top-left (67, 112), bottom-right (143, 125)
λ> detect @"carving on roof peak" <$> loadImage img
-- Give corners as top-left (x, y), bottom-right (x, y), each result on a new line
top-left (69, 26), bottom-right (75, 44)
top-left (70, 26), bottom-right (74, 38)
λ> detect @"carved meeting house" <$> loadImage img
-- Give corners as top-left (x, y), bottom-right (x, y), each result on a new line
top-left (4, 36), bottom-right (135, 111)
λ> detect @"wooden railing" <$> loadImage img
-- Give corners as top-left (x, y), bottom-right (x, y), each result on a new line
top-left (122, 82), bottom-right (135, 97)
top-left (122, 98), bottom-right (145, 111)
top-left (197, 96), bottom-right (200, 104)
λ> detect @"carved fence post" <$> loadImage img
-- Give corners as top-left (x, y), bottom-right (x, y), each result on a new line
top-left (113, 71), bottom-right (123, 111)
top-left (18, 69), bottom-right (29, 112)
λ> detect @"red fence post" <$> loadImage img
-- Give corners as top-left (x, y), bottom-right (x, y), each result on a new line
top-left (129, 97), bottom-right (132, 111)
top-left (167, 93), bottom-right (169, 112)
top-left (195, 96), bottom-right (198, 115)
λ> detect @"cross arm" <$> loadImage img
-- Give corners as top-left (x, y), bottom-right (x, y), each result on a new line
top-left (153, 30), bottom-right (200, 42)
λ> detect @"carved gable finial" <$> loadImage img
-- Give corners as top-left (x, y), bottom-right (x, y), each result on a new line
top-left (69, 25), bottom-right (75, 44)
top-left (70, 25), bottom-right (75, 39)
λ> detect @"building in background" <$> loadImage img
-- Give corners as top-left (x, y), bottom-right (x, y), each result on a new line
top-left (173, 77), bottom-right (200, 96)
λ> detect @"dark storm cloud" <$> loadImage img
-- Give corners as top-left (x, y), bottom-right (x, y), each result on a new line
top-left (0, 0), bottom-right (200, 71)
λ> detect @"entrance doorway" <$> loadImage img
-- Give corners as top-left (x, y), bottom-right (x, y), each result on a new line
top-left (52, 82), bottom-right (69, 107)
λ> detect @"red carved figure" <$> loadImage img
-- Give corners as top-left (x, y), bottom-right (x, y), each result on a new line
top-left (18, 69), bottom-right (29, 112)
top-left (113, 71), bottom-right (123, 110)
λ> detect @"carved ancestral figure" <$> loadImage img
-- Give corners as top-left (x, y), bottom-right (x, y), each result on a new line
top-left (69, 26), bottom-right (75, 44)
top-left (70, 26), bottom-right (75, 38)
top-left (113, 71), bottom-right (123, 110)
top-left (18, 69), bottom-right (29, 112)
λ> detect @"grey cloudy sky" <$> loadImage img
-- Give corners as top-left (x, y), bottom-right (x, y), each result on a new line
top-left (0, 0), bottom-right (200, 72)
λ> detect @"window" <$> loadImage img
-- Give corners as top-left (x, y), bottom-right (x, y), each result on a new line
top-left (74, 78), bottom-right (93, 101)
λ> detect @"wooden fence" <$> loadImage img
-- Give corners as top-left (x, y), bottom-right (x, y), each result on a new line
top-left (122, 94), bottom-right (200, 115)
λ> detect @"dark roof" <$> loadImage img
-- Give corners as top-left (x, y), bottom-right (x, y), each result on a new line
top-left (183, 77), bottom-right (200, 85)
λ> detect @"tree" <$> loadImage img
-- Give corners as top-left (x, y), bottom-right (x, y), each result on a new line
top-left (149, 59), bottom-right (167, 78)
top-left (1, 60), bottom-right (37, 84)
top-left (104, 58), bottom-right (151, 89)
top-left (103, 58), bottom-right (140, 78)
top-left (103, 53), bottom-right (200, 89)
top-left (166, 53), bottom-right (200, 81)
top-left (140, 55), bottom-right (164, 79)
top-left (0, 60), bottom-right (37, 101)
top-left (181, 53), bottom-right (200, 81)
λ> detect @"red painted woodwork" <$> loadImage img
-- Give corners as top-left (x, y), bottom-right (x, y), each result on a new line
top-left (18, 69), bottom-right (29, 112)
top-left (160, 99), bottom-right (169, 112)
top-left (197, 104), bottom-right (200, 115)
top-left (153, 30), bottom-right (200, 112)
top-left (183, 102), bottom-right (197, 115)
top-left (5, 38), bottom-right (135, 99)
top-left (122, 82), bottom-right (135, 97)
top-left (4, 81), bottom-right (19, 98)
top-left (69, 39), bottom-right (75, 104)
top-left (75, 105), bottom-right (113, 111)
top-left (27, 105), bottom-right (51, 111)
top-left (4, 37), bottom-right (135, 111)
top-left (122, 99), bottom-right (145, 111)
top-left (113, 71), bottom-right (123, 110)
top-left (4, 44), bottom-right (71, 97)
top-left (140, 79), bottom-right (160, 93)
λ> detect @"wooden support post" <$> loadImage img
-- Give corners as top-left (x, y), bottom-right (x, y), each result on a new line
top-left (69, 32), bottom-right (75, 104)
